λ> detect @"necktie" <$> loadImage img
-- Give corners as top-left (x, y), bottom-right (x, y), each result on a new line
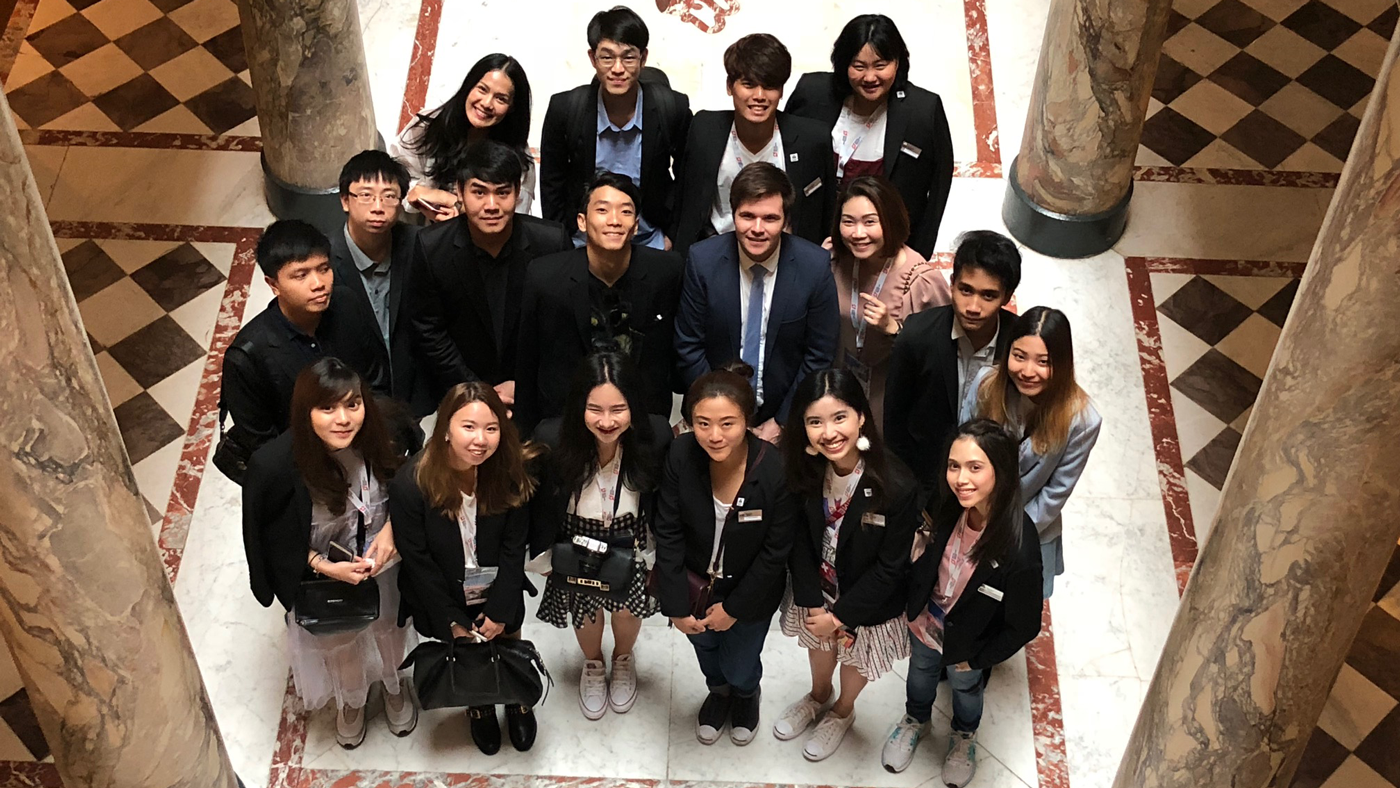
top-left (741, 266), bottom-right (767, 387)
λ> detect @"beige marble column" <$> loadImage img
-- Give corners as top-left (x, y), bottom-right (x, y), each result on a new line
top-left (0, 92), bottom-right (240, 787)
top-left (237, 0), bottom-right (377, 231)
top-left (1002, 0), bottom-right (1173, 257)
top-left (1112, 26), bottom-right (1400, 788)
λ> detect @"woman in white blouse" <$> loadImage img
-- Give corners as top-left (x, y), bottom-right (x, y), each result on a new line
top-left (391, 53), bottom-right (538, 219)
top-left (529, 352), bottom-right (674, 720)
top-left (391, 382), bottom-right (540, 755)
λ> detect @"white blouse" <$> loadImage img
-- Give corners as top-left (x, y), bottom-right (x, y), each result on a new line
top-left (457, 493), bottom-right (479, 569)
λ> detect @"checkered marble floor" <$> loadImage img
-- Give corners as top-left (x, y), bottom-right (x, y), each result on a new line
top-left (4, 0), bottom-right (257, 134)
top-left (1295, 541), bottom-right (1400, 788)
top-left (58, 237), bottom-right (232, 527)
top-left (1140, 0), bottom-right (1396, 170)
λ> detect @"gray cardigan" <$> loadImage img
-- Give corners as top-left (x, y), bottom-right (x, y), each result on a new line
top-left (959, 367), bottom-right (1102, 542)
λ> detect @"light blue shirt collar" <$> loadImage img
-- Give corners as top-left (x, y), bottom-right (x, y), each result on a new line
top-left (597, 87), bottom-right (643, 134)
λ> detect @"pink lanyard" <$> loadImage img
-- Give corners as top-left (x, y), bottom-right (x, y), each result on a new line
top-left (942, 516), bottom-right (971, 598)
top-left (730, 126), bottom-right (781, 172)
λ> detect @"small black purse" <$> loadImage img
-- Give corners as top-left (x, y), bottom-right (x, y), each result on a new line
top-left (400, 636), bottom-right (552, 709)
top-left (294, 511), bottom-right (380, 636)
top-left (550, 473), bottom-right (636, 602)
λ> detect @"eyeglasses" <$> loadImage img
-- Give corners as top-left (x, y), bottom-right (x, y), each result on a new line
top-left (595, 52), bottom-right (641, 69)
top-left (349, 192), bottom-right (402, 205)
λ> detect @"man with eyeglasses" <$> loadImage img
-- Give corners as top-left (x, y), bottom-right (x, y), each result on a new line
top-left (540, 5), bottom-right (691, 250)
top-left (515, 170), bottom-right (684, 433)
top-left (330, 150), bottom-right (432, 417)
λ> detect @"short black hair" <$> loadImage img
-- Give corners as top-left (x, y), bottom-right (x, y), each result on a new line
top-left (578, 170), bottom-right (643, 215)
top-left (723, 33), bottom-right (791, 89)
top-left (830, 14), bottom-right (911, 98)
top-left (729, 162), bottom-right (794, 218)
top-left (450, 139), bottom-right (525, 190)
top-left (256, 220), bottom-right (332, 279)
top-left (338, 150), bottom-right (410, 196)
top-left (952, 230), bottom-right (1022, 297)
top-left (587, 6), bottom-right (648, 51)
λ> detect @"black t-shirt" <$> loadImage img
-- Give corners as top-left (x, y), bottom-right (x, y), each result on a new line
top-left (587, 267), bottom-right (639, 357)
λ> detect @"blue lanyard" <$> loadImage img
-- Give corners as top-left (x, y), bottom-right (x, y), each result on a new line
top-left (850, 257), bottom-right (894, 352)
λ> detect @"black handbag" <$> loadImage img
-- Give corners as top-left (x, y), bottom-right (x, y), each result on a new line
top-left (294, 511), bottom-right (380, 636)
top-left (400, 636), bottom-right (552, 709)
top-left (550, 472), bottom-right (635, 602)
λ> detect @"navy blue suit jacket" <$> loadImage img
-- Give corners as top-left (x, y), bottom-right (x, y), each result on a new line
top-left (674, 232), bottom-right (839, 424)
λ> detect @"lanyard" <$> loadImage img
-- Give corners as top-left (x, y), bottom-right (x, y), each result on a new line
top-left (835, 103), bottom-right (884, 177)
top-left (730, 125), bottom-right (781, 173)
top-left (943, 515), bottom-right (973, 598)
top-left (821, 460), bottom-right (864, 531)
top-left (850, 258), bottom-right (894, 352)
top-left (575, 453), bottom-right (627, 527)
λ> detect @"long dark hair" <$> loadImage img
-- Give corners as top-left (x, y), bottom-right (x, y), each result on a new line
top-left (942, 419), bottom-right (1023, 565)
top-left (408, 53), bottom-right (532, 187)
top-left (289, 358), bottom-right (402, 515)
top-left (976, 306), bottom-right (1089, 454)
top-left (417, 382), bottom-right (539, 516)
top-left (553, 352), bottom-right (659, 496)
top-left (782, 368), bottom-right (890, 508)
top-left (829, 14), bottom-right (912, 99)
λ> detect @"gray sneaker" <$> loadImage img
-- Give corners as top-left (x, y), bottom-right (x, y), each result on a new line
top-left (881, 714), bottom-right (928, 773)
top-left (943, 731), bottom-right (978, 787)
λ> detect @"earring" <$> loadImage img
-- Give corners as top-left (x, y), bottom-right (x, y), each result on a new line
top-left (804, 444), bottom-right (820, 456)
top-left (444, 433), bottom-right (450, 442)
top-left (856, 435), bottom-right (871, 452)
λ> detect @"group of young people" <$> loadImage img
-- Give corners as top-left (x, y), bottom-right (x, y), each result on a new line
top-left (227, 7), bottom-right (1102, 786)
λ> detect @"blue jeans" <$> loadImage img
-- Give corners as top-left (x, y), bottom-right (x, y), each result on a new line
top-left (905, 637), bottom-right (984, 730)
top-left (687, 618), bottom-right (770, 696)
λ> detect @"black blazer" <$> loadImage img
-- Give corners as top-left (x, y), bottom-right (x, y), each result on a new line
top-left (883, 306), bottom-right (1017, 499)
top-left (515, 246), bottom-right (684, 433)
top-left (329, 222), bottom-right (434, 416)
top-left (407, 214), bottom-right (572, 400)
top-left (671, 110), bottom-right (837, 255)
top-left (220, 293), bottom-right (388, 456)
top-left (652, 433), bottom-right (795, 621)
top-left (241, 432), bottom-right (314, 610)
top-left (526, 414), bottom-right (675, 559)
top-left (390, 455), bottom-right (531, 639)
top-left (907, 495), bottom-right (1043, 670)
top-left (674, 233), bottom-right (840, 425)
top-left (789, 464), bottom-right (920, 628)
top-left (539, 79), bottom-right (692, 234)
top-left (784, 73), bottom-right (955, 258)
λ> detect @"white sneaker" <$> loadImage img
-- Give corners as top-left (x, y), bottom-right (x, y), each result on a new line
top-left (881, 714), bottom-right (928, 773)
top-left (384, 679), bottom-right (418, 736)
top-left (943, 731), bottom-right (978, 787)
top-left (802, 710), bottom-right (855, 761)
top-left (335, 703), bottom-right (367, 749)
top-left (579, 659), bottom-right (608, 720)
top-left (609, 654), bottom-right (638, 713)
top-left (772, 693), bottom-right (826, 740)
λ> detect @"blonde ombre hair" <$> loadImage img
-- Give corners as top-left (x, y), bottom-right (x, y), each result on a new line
top-left (976, 306), bottom-right (1090, 455)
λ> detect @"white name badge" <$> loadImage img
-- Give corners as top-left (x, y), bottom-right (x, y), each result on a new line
top-left (738, 509), bottom-right (763, 523)
top-left (900, 141), bottom-right (923, 159)
top-left (862, 512), bottom-right (886, 527)
top-left (803, 177), bottom-right (822, 196)
top-left (977, 584), bottom-right (1004, 602)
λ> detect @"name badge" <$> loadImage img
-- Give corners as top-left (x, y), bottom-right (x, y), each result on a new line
top-left (803, 177), bottom-right (822, 197)
top-left (862, 512), bottom-right (885, 527)
top-left (977, 584), bottom-right (1004, 602)
top-left (900, 141), bottom-right (923, 159)
top-left (789, 153), bottom-right (800, 163)
top-left (738, 509), bottom-right (763, 523)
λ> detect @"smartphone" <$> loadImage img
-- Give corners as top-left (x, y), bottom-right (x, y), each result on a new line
top-left (328, 541), bottom-right (357, 562)
top-left (411, 198), bottom-right (446, 215)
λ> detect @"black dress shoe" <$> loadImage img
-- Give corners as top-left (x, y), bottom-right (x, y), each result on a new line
top-left (506, 704), bottom-right (537, 751)
top-left (468, 705), bottom-right (501, 755)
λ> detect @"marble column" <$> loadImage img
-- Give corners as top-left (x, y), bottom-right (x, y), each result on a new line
top-left (0, 92), bottom-right (240, 787)
top-left (1112, 26), bottom-right (1400, 788)
top-left (1002, 0), bottom-right (1173, 257)
top-left (237, 0), bottom-right (378, 234)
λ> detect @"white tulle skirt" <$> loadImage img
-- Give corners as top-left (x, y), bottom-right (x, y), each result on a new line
top-left (286, 564), bottom-right (415, 711)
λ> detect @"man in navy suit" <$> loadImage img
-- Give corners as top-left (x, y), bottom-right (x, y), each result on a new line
top-left (674, 162), bottom-right (839, 442)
